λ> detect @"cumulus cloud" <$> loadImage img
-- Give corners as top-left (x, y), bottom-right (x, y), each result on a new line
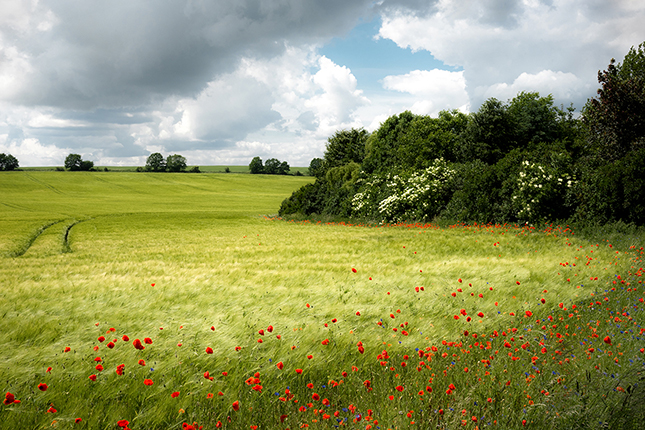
top-left (377, 0), bottom-right (645, 109)
top-left (382, 69), bottom-right (469, 115)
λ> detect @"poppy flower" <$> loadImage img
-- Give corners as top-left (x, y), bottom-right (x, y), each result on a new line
top-left (218, 391), bottom-right (224, 396)
top-left (395, 385), bottom-right (404, 392)
top-left (235, 346), bottom-right (242, 351)
top-left (75, 418), bottom-right (82, 423)
top-left (94, 357), bottom-right (102, 362)
top-left (207, 393), bottom-right (214, 399)
top-left (280, 414), bottom-right (288, 423)
top-left (321, 339), bottom-right (329, 345)
top-left (171, 392), bottom-right (180, 398)
top-left (117, 420), bottom-right (130, 428)
top-left (204, 371), bottom-right (213, 380)
top-left (3, 392), bottom-right (18, 405)
top-left (132, 339), bottom-right (144, 350)
top-left (97, 336), bottom-right (105, 343)
top-left (267, 325), bottom-right (273, 332)
top-left (46, 366), bottom-right (52, 373)
top-left (232, 401), bottom-right (240, 411)
top-left (210, 326), bottom-right (215, 331)
top-left (525, 311), bottom-right (533, 317)
top-left (312, 393), bottom-right (320, 401)
top-left (295, 369), bottom-right (303, 374)
top-left (116, 364), bottom-right (125, 375)
top-left (88, 374), bottom-right (97, 381)
top-left (122, 335), bottom-right (129, 342)
top-left (604, 336), bottom-right (612, 345)
top-left (358, 346), bottom-right (365, 354)
top-left (37, 383), bottom-right (47, 391)
top-left (356, 311), bottom-right (361, 316)
top-left (138, 359), bottom-right (146, 366)
top-left (47, 406), bottom-right (57, 413)
top-left (477, 312), bottom-right (484, 318)
top-left (143, 337), bottom-right (153, 345)
top-left (144, 379), bottom-right (154, 386)
top-left (276, 362), bottom-right (284, 370)
top-left (258, 329), bottom-right (264, 336)
top-left (64, 347), bottom-right (71, 353)
top-left (307, 355), bottom-right (313, 360)
top-left (95, 364), bottom-right (104, 372)
top-left (205, 347), bottom-right (213, 354)
top-left (107, 342), bottom-right (115, 349)
top-left (352, 268), bottom-right (357, 273)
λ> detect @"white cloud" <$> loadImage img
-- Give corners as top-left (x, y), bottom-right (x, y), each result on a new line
top-left (482, 69), bottom-right (588, 102)
top-left (0, 137), bottom-right (70, 167)
top-left (378, 0), bottom-right (645, 109)
top-left (382, 69), bottom-right (469, 115)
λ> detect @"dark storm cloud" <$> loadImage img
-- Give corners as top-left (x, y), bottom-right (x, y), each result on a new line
top-left (5, 0), bottom-right (375, 110)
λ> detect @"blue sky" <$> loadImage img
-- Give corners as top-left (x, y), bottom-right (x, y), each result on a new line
top-left (1, 1), bottom-right (644, 167)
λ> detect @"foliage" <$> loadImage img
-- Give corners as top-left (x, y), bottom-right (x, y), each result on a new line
top-left (352, 158), bottom-right (455, 222)
top-left (166, 154), bottom-right (187, 172)
top-left (264, 158), bottom-right (290, 175)
top-left (249, 156), bottom-right (264, 174)
top-left (146, 152), bottom-right (166, 172)
top-left (0, 153), bottom-right (19, 171)
top-left (189, 166), bottom-right (201, 173)
top-left (308, 157), bottom-right (324, 178)
top-left (324, 128), bottom-right (368, 170)
top-left (583, 42), bottom-right (645, 161)
top-left (65, 153), bottom-right (94, 171)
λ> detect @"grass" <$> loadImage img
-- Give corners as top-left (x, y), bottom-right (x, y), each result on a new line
top-left (0, 171), bottom-right (644, 429)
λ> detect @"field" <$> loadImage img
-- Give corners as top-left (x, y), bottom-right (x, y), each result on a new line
top-left (18, 166), bottom-right (310, 175)
top-left (1, 171), bottom-right (644, 430)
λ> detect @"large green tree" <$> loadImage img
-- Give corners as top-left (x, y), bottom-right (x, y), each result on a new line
top-left (249, 156), bottom-right (264, 174)
top-left (324, 128), bottom-right (368, 170)
top-left (0, 153), bottom-right (19, 171)
top-left (64, 154), bottom-right (83, 171)
top-left (166, 154), bottom-right (187, 172)
top-left (145, 153), bottom-right (166, 171)
top-left (583, 41), bottom-right (645, 161)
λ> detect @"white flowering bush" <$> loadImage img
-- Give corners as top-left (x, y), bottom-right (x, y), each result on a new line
top-left (512, 159), bottom-right (576, 222)
top-left (352, 158), bottom-right (455, 222)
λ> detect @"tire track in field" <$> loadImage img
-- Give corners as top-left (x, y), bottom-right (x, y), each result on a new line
top-left (22, 172), bottom-right (64, 194)
top-left (8, 220), bottom-right (64, 257)
top-left (61, 218), bottom-right (92, 253)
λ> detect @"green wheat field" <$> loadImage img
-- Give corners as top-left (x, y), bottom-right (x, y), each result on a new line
top-left (1, 171), bottom-right (643, 430)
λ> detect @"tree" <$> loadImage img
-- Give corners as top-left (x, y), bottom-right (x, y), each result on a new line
top-left (65, 154), bottom-right (83, 171)
top-left (308, 158), bottom-right (324, 177)
top-left (249, 156), bottom-right (264, 174)
top-left (145, 152), bottom-right (166, 171)
top-left (0, 153), bottom-right (19, 171)
top-left (278, 161), bottom-right (290, 175)
top-left (264, 158), bottom-right (281, 174)
top-left (324, 128), bottom-right (368, 170)
top-left (80, 160), bottom-right (94, 171)
top-left (583, 42), bottom-right (645, 161)
top-left (166, 154), bottom-right (187, 172)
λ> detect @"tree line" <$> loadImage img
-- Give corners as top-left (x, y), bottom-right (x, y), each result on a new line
top-left (248, 157), bottom-right (292, 175)
top-left (279, 42), bottom-right (645, 226)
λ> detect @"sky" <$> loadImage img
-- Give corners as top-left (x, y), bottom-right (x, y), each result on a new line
top-left (1, 0), bottom-right (644, 167)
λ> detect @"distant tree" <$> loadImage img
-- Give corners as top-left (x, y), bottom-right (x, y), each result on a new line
top-left (80, 160), bottom-right (94, 171)
top-left (145, 152), bottom-right (166, 171)
top-left (0, 153), bottom-right (19, 171)
top-left (189, 166), bottom-right (201, 173)
top-left (278, 161), bottom-right (290, 175)
top-left (166, 154), bottom-right (187, 172)
top-left (264, 158), bottom-right (281, 174)
top-left (583, 41), bottom-right (645, 161)
top-left (65, 154), bottom-right (83, 171)
top-left (249, 156), bottom-right (264, 174)
top-left (224, 167), bottom-right (231, 173)
top-left (308, 158), bottom-right (324, 177)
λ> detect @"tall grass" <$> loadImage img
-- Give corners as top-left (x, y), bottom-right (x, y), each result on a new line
top-left (0, 172), bottom-right (643, 429)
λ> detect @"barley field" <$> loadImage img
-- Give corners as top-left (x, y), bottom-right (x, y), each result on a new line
top-left (1, 171), bottom-right (643, 430)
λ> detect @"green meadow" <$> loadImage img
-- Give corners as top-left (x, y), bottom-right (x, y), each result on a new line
top-left (1, 171), bottom-right (643, 430)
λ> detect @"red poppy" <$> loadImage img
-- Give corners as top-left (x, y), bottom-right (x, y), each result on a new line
top-left (232, 401), bottom-right (240, 411)
top-left (352, 268), bottom-right (357, 273)
top-left (46, 366), bottom-right (52, 373)
top-left (280, 414), bottom-right (288, 423)
top-left (47, 406), bottom-right (57, 413)
top-left (307, 355), bottom-right (313, 359)
top-left (132, 339), bottom-right (144, 350)
top-left (210, 326), bottom-right (215, 331)
top-left (138, 359), bottom-right (146, 366)
top-left (95, 364), bottom-right (104, 372)
top-left (395, 385), bottom-right (404, 392)
top-left (525, 311), bottom-right (533, 317)
top-left (321, 339), bottom-right (329, 345)
top-left (117, 420), bottom-right (129, 428)
top-left (222, 371), bottom-right (228, 376)
top-left (37, 383), bottom-right (47, 391)
top-left (295, 369), bottom-right (303, 374)
top-left (3, 392), bottom-right (18, 405)
top-left (477, 312), bottom-right (484, 318)
top-left (116, 364), bottom-right (125, 375)
top-left (94, 356), bottom-right (102, 362)
top-left (171, 392), bottom-right (180, 398)
top-left (356, 311), bottom-right (361, 316)
top-left (604, 336), bottom-right (612, 345)
top-left (75, 418), bottom-right (82, 423)
top-left (122, 335), bottom-right (129, 341)
top-left (358, 346), bottom-right (365, 354)
top-left (64, 347), bottom-right (71, 352)
top-left (205, 347), bottom-right (213, 354)
top-left (267, 325), bottom-right (273, 332)
top-left (207, 393), bottom-right (214, 399)
top-left (312, 393), bottom-right (320, 401)
top-left (276, 362), bottom-right (284, 370)
top-left (89, 374), bottom-right (97, 381)
top-left (143, 379), bottom-right (153, 386)
top-left (235, 346), bottom-right (242, 351)
top-left (107, 342), bottom-right (115, 349)
top-left (98, 336), bottom-right (105, 343)
top-left (143, 337), bottom-right (153, 345)
top-left (258, 329), bottom-right (264, 336)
